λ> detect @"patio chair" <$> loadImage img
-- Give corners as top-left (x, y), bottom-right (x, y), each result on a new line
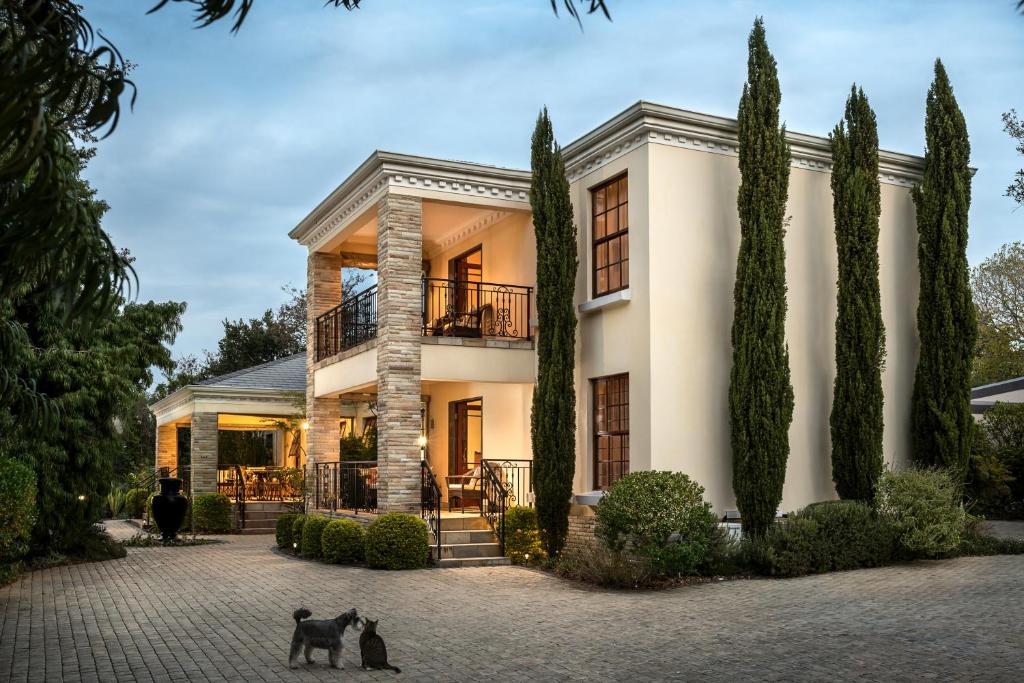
top-left (446, 465), bottom-right (482, 512)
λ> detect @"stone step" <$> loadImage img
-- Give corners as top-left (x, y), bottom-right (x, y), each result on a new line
top-left (236, 503), bottom-right (294, 512)
top-left (239, 510), bottom-right (287, 521)
top-left (240, 527), bottom-right (275, 535)
top-left (440, 529), bottom-right (495, 545)
top-left (434, 542), bottom-right (502, 560)
top-left (438, 556), bottom-right (511, 568)
top-left (439, 516), bottom-right (490, 531)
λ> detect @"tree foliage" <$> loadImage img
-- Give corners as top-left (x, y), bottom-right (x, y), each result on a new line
top-left (910, 60), bottom-right (976, 481)
top-left (971, 242), bottom-right (1024, 386)
top-left (148, 0), bottom-right (611, 32)
top-left (1004, 110), bottom-right (1024, 206)
top-left (830, 86), bottom-right (885, 501)
top-left (530, 108), bottom-right (578, 557)
top-left (729, 18), bottom-right (794, 536)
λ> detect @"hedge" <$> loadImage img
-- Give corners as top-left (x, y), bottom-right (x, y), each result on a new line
top-left (365, 513), bottom-right (430, 569)
top-left (301, 516), bottom-right (331, 559)
top-left (500, 506), bottom-right (545, 565)
top-left (0, 456), bottom-right (37, 577)
top-left (321, 519), bottom-right (366, 564)
top-left (291, 516), bottom-right (307, 551)
top-left (191, 493), bottom-right (233, 533)
top-left (276, 513), bottom-right (299, 549)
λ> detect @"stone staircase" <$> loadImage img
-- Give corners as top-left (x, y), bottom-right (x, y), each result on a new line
top-left (432, 515), bottom-right (510, 568)
top-left (234, 502), bottom-right (293, 535)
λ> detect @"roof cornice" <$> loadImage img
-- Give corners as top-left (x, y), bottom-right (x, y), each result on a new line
top-left (149, 385), bottom-right (303, 417)
top-left (562, 101), bottom-right (934, 188)
top-left (289, 151), bottom-right (531, 247)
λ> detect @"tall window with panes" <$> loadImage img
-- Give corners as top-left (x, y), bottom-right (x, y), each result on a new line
top-left (592, 174), bottom-right (629, 297)
top-left (593, 373), bottom-right (629, 489)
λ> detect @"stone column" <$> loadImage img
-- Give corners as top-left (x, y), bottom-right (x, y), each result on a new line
top-left (305, 251), bottom-right (344, 489)
top-left (190, 412), bottom-right (218, 495)
top-left (155, 424), bottom-right (177, 472)
top-left (376, 193), bottom-right (423, 512)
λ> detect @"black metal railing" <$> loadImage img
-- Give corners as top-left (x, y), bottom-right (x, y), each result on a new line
top-left (480, 459), bottom-right (533, 509)
top-left (421, 460), bottom-right (442, 564)
top-left (314, 285), bottom-right (378, 361)
top-left (312, 461), bottom-right (378, 514)
top-left (481, 461), bottom-right (509, 554)
top-left (153, 465), bottom-right (192, 497)
top-left (422, 278), bottom-right (532, 340)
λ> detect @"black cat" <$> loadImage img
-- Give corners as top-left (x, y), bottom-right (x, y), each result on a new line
top-left (358, 618), bottom-right (401, 673)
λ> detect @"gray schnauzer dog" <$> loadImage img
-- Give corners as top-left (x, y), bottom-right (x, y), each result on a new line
top-left (289, 607), bottom-right (360, 669)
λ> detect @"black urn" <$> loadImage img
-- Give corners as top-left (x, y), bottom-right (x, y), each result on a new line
top-left (152, 477), bottom-right (188, 541)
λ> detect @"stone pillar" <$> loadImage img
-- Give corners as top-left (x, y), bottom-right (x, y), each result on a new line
top-left (305, 251), bottom-right (344, 487)
top-left (190, 412), bottom-right (218, 495)
top-left (376, 193), bottom-right (423, 512)
top-left (155, 424), bottom-right (177, 472)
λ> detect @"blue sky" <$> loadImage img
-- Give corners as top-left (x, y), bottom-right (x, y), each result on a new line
top-left (83, 0), bottom-right (1023, 364)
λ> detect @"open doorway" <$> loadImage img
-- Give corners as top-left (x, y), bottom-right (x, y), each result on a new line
top-left (448, 397), bottom-right (482, 475)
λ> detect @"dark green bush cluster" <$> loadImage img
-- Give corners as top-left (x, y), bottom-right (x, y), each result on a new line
top-left (276, 513), bottom-right (300, 549)
top-left (292, 516), bottom-right (306, 547)
top-left (301, 516), bottom-right (331, 559)
top-left (595, 471), bottom-right (718, 576)
top-left (321, 519), bottom-right (366, 564)
top-left (365, 513), bottom-right (429, 570)
top-left (0, 456), bottom-right (37, 583)
top-left (966, 404), bottom-right (1024, 518)
top-left (501, 506), bottom-right (545, 565)
top-left (957, 520), bottom-right (1024, 557)
top-left (191, 493), bottom-right (233, 533)
top-left (748, 501), bottom-right (896, 577)
top-left (554, 539), bottom-right (655, 588)
top-left (876, 467), bottom-right (965, 558)
top-left (124, 488), bottom-right (150, 519)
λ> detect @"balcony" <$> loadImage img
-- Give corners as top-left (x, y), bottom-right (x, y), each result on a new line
top-left (314, 279), bottom-right (533, 362)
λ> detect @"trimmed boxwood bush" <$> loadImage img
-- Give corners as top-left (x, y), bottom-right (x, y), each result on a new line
top-left (749, 501), bottom-right (897, 577)
top-left (291, 516), bottom-right (306, 552)
top-left (0, 456), bottom-right (37, 577)
top-left (875, 467), bottom-right (966, 558)
top-left (125, 488), bottom-right (150, 519)
top-left (301, 515), bottom-right (331, 559)
top-left (500, 506), bottom-right (545, 565)
top-left (595, 471), bottom-right (718, 576)
top-left (276, 513), bottom-right (299, 549)
top-left (365, 513), bottom-right (430, 570)
top-left (191, 493), bottom-right (233, 533)
top-left (321, 518), bottom-right (366, 564)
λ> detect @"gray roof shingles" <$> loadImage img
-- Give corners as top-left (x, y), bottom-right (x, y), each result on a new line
top-left (196, 353), bottom-right (306, 392)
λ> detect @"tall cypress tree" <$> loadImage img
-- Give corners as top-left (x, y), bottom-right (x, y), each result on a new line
top-left (910, 60), bottom-right (976, 480)
top-left (529, 108), bottom-right (578, 557)
top-left (830, 86), bottom-right (885, 500)
top-left (730, 18), bottom-right (793, 536)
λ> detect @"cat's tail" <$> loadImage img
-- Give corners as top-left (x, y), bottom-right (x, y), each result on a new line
top-left (293, 608), bottom-right (312, 624)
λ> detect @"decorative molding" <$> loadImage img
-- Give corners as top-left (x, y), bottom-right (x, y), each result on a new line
top-left (563, 101), bottom-right (926, 189)
top-left (426, 209), bottom-right (513, 256)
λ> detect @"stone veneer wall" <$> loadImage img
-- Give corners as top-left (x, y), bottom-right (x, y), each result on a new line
top-left (565, 504), bottom-right (598, 552)
top-left (375, 193), bottom-right (424, 512)
top-left (155, 424), bottom-right (177, 472)
top-left (190, 412), bottom-right (218, 495)
top-left (305, 251), bottom-right (343, 488)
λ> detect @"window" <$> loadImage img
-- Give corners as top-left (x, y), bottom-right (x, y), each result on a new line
top-left (592, 174), bottom-right (629, 297)
top-left (593, 373), bottom-right (629, 489)
top-left (218, 430), bottom-right (276, 467)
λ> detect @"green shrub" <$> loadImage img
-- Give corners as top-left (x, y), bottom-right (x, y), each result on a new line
top-left (966, 421), bottom-right (1018, 517)
top-left (124, 488), bottom-right (150, 518)
top-left (595, 471), bottom-right (717, 576)
top-left (500, 506), bottom-right (546, 565)
top-left (554, 539), bottom-right (655, 588)
top-left (748, 517), bottom-right (826, 577)
top-left (956, 518), bottom-right (1024, 556)
top-left (292, 516), bottom-right (306, 551)
top-left (876, 467), bottom-right (966, 558)
top-left (191, 493), bottom-right (233, 533)
top-left (321, 519), bottom-right (366, 564)
top-left (697, 523), bottom-right (744, 576)
top-left (800, 500), bottom-right (897, 570)
top-left (365, 513), bottom-right (429, 570)
top-left (301, 515), bottom-right (331, 559)
top-left (276, 513), bottom-right (299, 549)
top-left (106, 487), bottom-right (126, 518)
top-left (0, 456), bottom-right (37, 574)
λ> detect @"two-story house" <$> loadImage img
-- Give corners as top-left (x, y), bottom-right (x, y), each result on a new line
top-left (291, 100), bottom-right (922, 520)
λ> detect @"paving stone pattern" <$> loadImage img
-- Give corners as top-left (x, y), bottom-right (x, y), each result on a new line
top-left (2, 521), bottom-right (1023, 682)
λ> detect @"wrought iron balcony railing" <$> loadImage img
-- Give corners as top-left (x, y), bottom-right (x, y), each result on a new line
top-left (422, 278), bottom-right (532, 341)
top-left (314, 278), bottom-right (533, 361)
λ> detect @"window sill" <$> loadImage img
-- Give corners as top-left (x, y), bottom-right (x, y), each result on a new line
top-left (578, 288), bottom-right (632, 314)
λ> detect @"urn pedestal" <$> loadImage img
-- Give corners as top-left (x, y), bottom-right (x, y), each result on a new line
top-left (152, 477), bottom-right (188, 541)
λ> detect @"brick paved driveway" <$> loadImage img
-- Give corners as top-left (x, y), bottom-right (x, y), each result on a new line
top-left (2, 521), bottom-right (1023, 682)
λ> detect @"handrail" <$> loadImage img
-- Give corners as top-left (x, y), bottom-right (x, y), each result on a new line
top-left (422, 278), bottom-right (532, 340)
top-left (314, 285), bottom-right (378, 360)
top-left (420, 460), bottom-right (442, 564)
top-left (480, 461), bottom-right (508, 555)
top-left (312, 460), bottom-right (378, 514)
top-left (233, 464), bottom-right (246, 531)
